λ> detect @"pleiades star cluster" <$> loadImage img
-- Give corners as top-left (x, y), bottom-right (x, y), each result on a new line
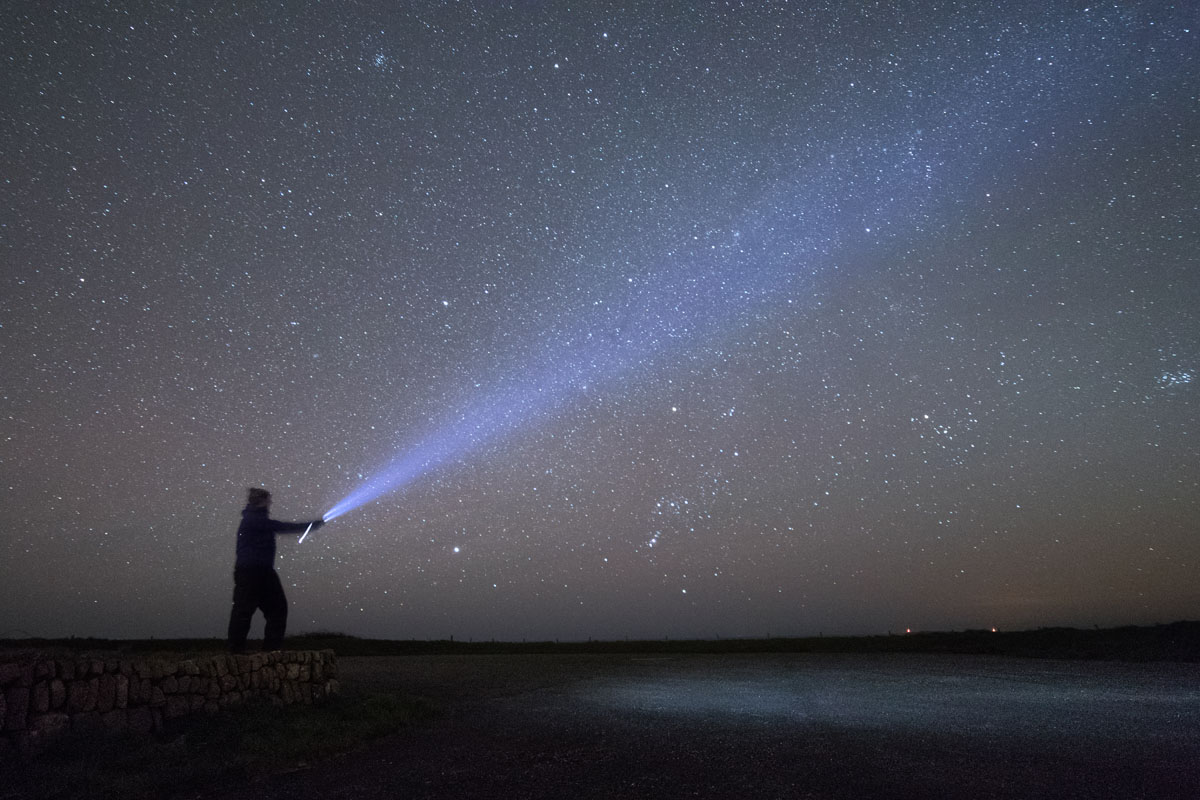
top-left (1, 1), bottom-right (1196, 641)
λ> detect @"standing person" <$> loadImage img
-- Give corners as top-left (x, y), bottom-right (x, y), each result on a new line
top-left (226, 487), bottom-right (324, 653)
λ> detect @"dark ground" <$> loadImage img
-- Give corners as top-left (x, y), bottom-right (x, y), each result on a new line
top-left (192, 652), bottom-right (1200, 800)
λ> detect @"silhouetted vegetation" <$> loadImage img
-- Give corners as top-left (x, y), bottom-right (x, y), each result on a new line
top-left (4, 621), bottom-right (1197, 661)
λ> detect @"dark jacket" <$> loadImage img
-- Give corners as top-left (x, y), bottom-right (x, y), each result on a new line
top-left (234, 506), bottom-right (311, 569)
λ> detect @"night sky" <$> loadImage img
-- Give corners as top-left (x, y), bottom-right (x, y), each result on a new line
top-left (2, 2), bottom-right (1197, 642)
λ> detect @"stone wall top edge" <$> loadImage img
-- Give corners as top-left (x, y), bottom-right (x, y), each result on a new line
top-left (0, 649), bottom-right (335, 685)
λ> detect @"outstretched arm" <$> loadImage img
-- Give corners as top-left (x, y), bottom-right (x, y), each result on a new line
top-left (270, 518), bottom-right (324, 535)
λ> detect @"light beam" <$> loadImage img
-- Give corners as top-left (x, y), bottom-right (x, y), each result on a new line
top-left (322, 8), bottom-right (1152, 524)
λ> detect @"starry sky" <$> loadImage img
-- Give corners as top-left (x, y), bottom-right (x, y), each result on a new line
top-left (2, 1), bottom-right (1197, 642)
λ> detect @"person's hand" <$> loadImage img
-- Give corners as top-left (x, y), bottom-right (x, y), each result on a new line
top-left (313, 519), bottom-right (325, 530)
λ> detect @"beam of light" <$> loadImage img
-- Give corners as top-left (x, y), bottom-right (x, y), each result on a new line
top-left (298, 522), bottom-right (314, 543)
top-left (323, 136), bottom-right (935, 522)
top-left (323, 7), bottom-right (1181, 523)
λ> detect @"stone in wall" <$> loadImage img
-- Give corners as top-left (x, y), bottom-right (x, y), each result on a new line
top-left (101, 709), bottom-right (127, 734)
top-left (97, 674), bottom-right (116, 712)
top-left (164, 695), bottom-right (190, 720)
top-left (30, 712), bottom-right (68, 738)
top-left (32, 683), bottom-right (49, 715)
top-left (115, 674), bottom-right (128, 708)
top-left (4, 686), bottom-right (28, 732)
top-left (127, 707), bottom-right (155, 735)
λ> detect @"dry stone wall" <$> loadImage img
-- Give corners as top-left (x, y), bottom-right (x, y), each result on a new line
top-left (0, 649), bottom-right (337, 759)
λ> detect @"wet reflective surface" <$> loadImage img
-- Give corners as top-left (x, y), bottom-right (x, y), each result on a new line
top-left (215, 653), bottom-right (1200, 799)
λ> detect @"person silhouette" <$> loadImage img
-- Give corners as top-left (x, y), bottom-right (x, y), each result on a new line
top-left (226, 487), bottom-right (323, 653)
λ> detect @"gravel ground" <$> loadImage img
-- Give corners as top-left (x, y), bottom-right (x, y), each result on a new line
top-left (199, 653), bottom-right (1200, 799)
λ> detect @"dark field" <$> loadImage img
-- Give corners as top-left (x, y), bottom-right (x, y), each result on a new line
top-left (204, 651), bottom-right (1199, 800)
top-left (4, 627), bottom-right (1198, 798)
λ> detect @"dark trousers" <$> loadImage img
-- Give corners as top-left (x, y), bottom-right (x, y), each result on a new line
top-left (227, 567), bottom-right (288, 652)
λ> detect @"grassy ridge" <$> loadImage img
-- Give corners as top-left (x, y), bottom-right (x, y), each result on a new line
top-left (287, 621), bottom-right (1200, 661)
top-left (3, 621), bottom-right (1196, 661)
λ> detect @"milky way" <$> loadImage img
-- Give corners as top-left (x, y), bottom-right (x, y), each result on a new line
top-left (2, 2), bottom-right (1196, 641)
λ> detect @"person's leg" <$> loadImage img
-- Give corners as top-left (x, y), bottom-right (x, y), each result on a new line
top-left (261, 569), bottom-right (289, 651)
top-left (226, 569), bottom-right (260, 653)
